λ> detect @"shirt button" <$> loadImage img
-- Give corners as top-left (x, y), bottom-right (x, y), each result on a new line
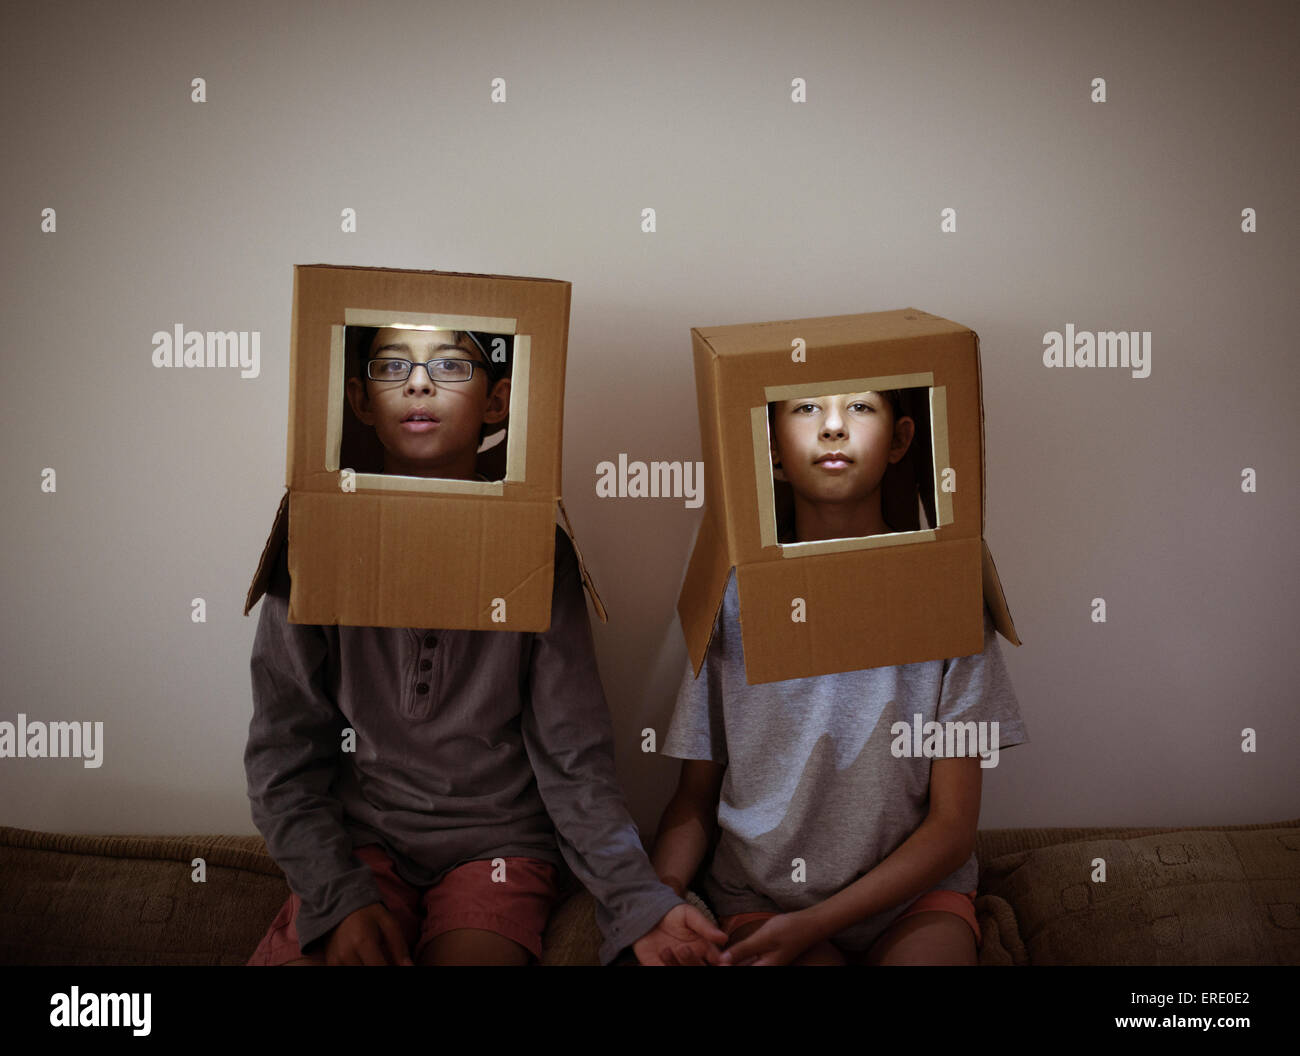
top-left (419, 659), bottom-right (432, 671)
top-left (416, 682), bottom-right (429, 695)
top-left (423, 634), bottom-right (437, 648)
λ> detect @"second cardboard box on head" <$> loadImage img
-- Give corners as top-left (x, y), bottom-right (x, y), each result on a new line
top-left (245, 266), bottom-right (1017, 685)
top-left (679, 307), bottom-right (1019, 685)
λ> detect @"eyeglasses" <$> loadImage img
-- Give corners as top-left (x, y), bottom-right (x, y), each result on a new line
top-left (366, 357), bottom-right (487, 383)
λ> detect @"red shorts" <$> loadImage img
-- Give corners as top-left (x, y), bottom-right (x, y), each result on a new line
top-left (718, 888), bottom-right (981, 952)
top-left (247, 844), bottom-right (561, 965)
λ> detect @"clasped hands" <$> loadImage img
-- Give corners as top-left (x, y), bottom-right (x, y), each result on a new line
top-left (633, 903), bottom-right (823, 966)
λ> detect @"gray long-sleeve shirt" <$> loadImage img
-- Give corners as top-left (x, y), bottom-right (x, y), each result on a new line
top-left (244, 525), bottom-right (682, 964)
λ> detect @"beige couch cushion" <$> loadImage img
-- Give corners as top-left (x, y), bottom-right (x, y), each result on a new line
top-left (977, 822), bottom-right (1300, 965)
top-left (0, 827), bottom-right (595, 965)
top-left (6, 819), bottom-right (1297, 965)
top-left (0, 829), bottom-right (284, 965)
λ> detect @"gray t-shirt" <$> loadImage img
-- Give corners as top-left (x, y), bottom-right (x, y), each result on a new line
top-left (663, 570), bottom-right (1028, 951)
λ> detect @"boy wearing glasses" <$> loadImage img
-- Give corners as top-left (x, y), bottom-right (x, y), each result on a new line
top-left (346, 327), bottom-right (511, 479)
top-left (245, 327), bottom-right (727, 966)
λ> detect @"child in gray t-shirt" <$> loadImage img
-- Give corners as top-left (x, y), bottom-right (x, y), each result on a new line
top-left (652, 388), bottom-right (1028, 965)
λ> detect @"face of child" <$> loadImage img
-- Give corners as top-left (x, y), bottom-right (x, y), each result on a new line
top-left (345, 328), bottom-right (510, 479)
top-left (770, 391), bottom-right (914, 509)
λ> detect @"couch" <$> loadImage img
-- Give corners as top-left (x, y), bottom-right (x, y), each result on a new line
top-left (2, 817), bottom-right (1296, 965)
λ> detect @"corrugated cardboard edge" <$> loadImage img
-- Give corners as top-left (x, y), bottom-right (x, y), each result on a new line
top-left (677, 510), bottom-right (732, 678)
top-left (676, 329), bottom-right (732, 675)
top-left (243, 487), bottom-right (291, 615)
top-left (556, 498), bottom-right (607, 623)
top-left (972, 326), bottom-right (988, 535)
top-left (301, 262), bottom-right (570, 285)
top-left (970, 326), bottom-right (1020, 648)
top-left (982, 541), bottom-right (1020, 646)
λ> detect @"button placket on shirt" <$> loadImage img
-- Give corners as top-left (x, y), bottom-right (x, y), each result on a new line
top-left (406, 630), bottom-right (440, 717)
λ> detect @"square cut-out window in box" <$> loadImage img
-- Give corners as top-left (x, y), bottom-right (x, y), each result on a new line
top-left (754, 373), bottom-right (952, 557)
top-left (325, 310), bottom-right (530, 495)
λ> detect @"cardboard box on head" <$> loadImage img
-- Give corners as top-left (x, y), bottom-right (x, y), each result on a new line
top-left (244, 264), bottom-right (605, 631)
top-left (678, 307), bottom-right (1019, 685)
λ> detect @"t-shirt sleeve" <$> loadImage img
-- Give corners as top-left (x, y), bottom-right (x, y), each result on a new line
top-left (934, 604), bottom-right (1029, 751)
top-left (661, 649), bottom-right (728, 764)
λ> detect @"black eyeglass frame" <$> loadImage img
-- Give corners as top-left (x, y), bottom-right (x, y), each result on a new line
top-left (364, 356), bottom-right (495, 383)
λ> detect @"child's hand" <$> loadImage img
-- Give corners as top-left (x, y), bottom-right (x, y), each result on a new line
top-left (324, 902), bottom-right (414, 966)
top-left (717, 912), bottom-right (822, 966)
top-left (632, 903), bottom-right (729, 966)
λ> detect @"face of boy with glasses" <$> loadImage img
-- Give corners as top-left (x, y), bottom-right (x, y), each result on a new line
top-left (345, 327), bottom-right (511, 479)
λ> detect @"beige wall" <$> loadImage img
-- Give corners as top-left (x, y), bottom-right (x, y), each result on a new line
top-left (1, 0), bottom-right (1296, 843)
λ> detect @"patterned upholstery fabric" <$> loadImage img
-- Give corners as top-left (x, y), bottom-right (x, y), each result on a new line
top-left (1, 819), bottom-right (1296, 965)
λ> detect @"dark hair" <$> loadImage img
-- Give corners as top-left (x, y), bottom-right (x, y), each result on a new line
top-left (460, 332), bottom-right (503, 387)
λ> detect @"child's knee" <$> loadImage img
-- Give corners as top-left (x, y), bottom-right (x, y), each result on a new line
top-left (865, 911), bottom-right (977, 966)
top-left (417, 928), bottom-right (532, 966)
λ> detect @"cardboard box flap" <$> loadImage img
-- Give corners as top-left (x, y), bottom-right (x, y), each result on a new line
top-left (556, 498), bottom-right (607, 623)
top-left (244, 487), bottom-right (290, 615)
top-left (288, 491), bottom-right (558, 631)
top-left (734, 537), bottom-right (984, 685)
top-left (973, 328), bottom-right (987, 534)
top-left (678, 510), bottom-right (735, 677)
top-left (981, 540), bottom-right (1020, 646)
top-left (244, 491), bottom-right (607, 629)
